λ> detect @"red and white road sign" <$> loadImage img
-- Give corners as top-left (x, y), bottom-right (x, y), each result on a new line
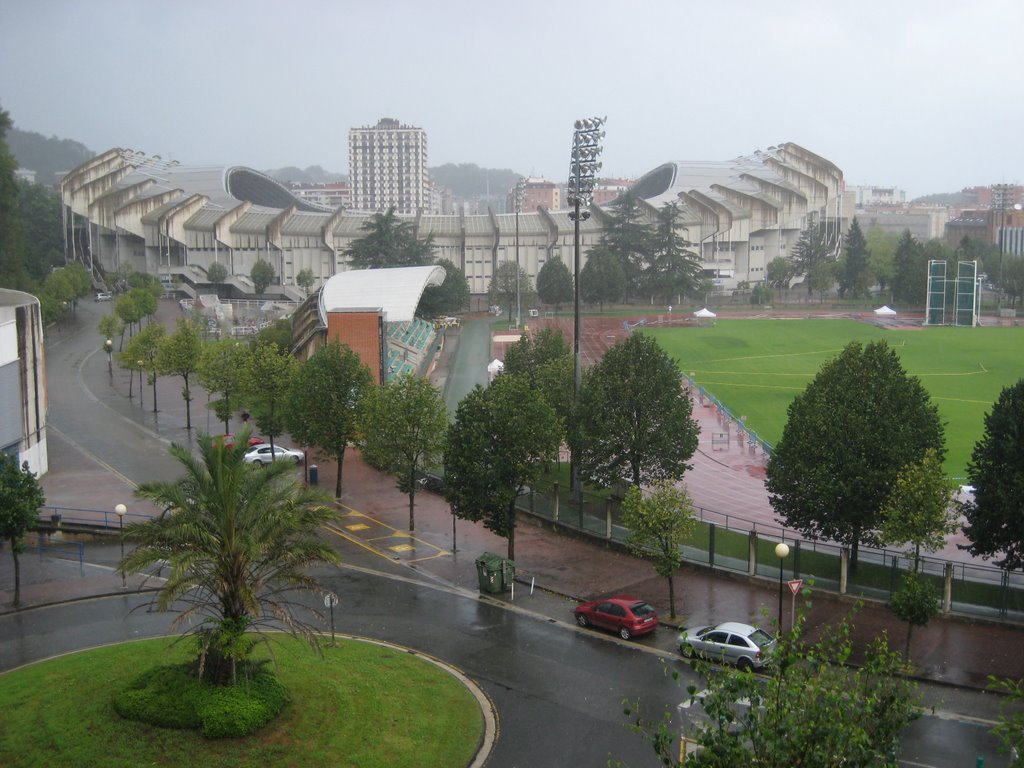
top-left (787, 579), bottom-right (803, 595)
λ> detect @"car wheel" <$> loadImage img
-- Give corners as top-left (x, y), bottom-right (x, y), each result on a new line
top-left (619, 626), bottom-right (632, 641)
top-left (680, 643), bottom-right (695, 658)
top-left (576, 613), bottom-right (588, 627)
top-left (293, 455), bottom-right (301, 464)
top-left (737, 657), bottom-right (754, 672)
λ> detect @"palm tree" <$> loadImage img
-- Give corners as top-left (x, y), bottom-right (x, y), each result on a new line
top-left (121, 430), bottom-right (341, 685)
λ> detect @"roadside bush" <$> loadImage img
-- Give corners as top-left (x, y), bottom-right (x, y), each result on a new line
top-left (113, 664), bottom-right (289, 738)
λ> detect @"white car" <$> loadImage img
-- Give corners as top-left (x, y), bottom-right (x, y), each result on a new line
top-left (244, 444), bottom-right (304, 465)
top-left (678, 622), bottom-right (776, 671)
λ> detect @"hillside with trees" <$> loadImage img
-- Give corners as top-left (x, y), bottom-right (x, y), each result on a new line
top-left (7, 126), bottom-right (94, 186)
top-left (429, 163), bottom-right (520, 197)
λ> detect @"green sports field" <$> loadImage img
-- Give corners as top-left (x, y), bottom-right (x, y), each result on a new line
top-left (647, 319), bottom-right (1024, 478)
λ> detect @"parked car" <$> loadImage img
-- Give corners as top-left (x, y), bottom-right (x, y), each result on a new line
top-left (94, 291), bottom-right (113, 302)
top-left (678, 622), bottom-right (776, 670)
top-left (219, 434), bottom-right (265, 450)
top-left (573, 596), bottom-right (659, 640)
top-left (243, 444), bottom-right (304, 465)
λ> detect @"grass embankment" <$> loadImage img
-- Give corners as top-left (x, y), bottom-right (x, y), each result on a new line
top-left (0, 636), bottom-right (483, 768)
top-left (649, 319), bottom-right (1024, 477)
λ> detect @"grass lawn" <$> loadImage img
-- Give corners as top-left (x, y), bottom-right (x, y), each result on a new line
top-left (0, 636), bottom-right (483, 768)
top-left (648, 319), bottom-right (1024, 477)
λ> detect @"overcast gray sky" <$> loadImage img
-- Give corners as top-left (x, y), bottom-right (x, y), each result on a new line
top-left (1, 0), bottom-right (1021, 198)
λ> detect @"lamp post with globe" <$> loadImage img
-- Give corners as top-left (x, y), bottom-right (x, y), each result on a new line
top-left (775, 541), bottom-right (790, 630)
top-left (114, 503), bottom-right (127, 589)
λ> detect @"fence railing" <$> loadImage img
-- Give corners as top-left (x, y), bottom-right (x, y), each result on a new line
top-left (519, 484), bottom-right (1024, 623)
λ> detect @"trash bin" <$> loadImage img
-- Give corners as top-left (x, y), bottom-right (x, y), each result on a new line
top-left (475, 553), bottom-right (516, 594)
top-left (308, 464), bottom-right (318, 485)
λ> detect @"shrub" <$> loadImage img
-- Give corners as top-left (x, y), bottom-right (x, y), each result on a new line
top-left (113, 664), bottom-right (289, 738)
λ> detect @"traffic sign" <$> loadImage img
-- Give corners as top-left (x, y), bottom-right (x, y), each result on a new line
top-left (787, 579), bottom-right (803, 596)
top-left (324, 592), bottom-right (339, 608)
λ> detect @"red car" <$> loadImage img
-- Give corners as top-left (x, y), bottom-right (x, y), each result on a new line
top-left (219, 434), bottom-right (265, 449)
top-left (573, 596), bottom-right (659, 640)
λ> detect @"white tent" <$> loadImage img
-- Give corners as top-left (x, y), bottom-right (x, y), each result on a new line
top-left (693, 307), bottom-right (717, 318)
top-left (873, 305), bottom-right (897, 316)
top-left (487, 358), bottom-right (504, 381)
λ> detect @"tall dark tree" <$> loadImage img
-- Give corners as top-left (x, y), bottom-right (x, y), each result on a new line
top-left (580, 245), bottom-right (626, 310)
top-left (13, 179), bottom-right (64, 282)
top-left (344, 207), bottom-right (434, 269)
top-left (535, 256), bottom-right (573, 313)
top-left (838, 218), bottom-right (871, 299)
top-left (891, 230), bottom-right (925, 305)
top-left (791, 221), bottom-right (834, 294)
top-left (766, 341), bottom-right (945, 566)
top-left (597, 191), bottom-right (655, 299)
top-left (962, 379), bottom-right (1024, 569)
top-left (0, 454), bottom-right (46, 608)
top-left (287, 341), bottom-right (374, 498)
top-left (575, 333), bottom-right (699, 489)
top-left (0, 107), bottom-right (29, 290)
top-left (125, 433), bottom-right (340, 685)
top-left (444, 374), bottom-right (561, 560)
top-left (645, 202), bottom-right (701, 303)
top-left (417, 258), bottom-right (469, 317)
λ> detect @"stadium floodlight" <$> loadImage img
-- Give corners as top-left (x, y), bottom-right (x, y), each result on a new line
top-left (567, 116), bottom-right (606, 500)
top-left (514, 179), bottom-right (526, 330)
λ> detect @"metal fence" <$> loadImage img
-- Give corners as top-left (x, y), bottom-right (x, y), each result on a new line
top-left (518, 484), bottom-right (1024, 624)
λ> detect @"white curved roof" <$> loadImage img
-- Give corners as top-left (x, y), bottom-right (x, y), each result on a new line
top-left (318, 265), bottom-right (446, 324)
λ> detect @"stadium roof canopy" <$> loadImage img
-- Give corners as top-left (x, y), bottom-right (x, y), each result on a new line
top-left (318, 265), bottom-right (446, 324)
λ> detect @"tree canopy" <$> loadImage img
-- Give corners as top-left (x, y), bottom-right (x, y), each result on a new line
top-left (580, 245), bottom-right (626, 310)
top-left (962, 379), bottom-right (1024, 569)
top-left (287, 341), bottom-right (374, 497)
top-left (198, 339), bottom-right (253, 433)
top-left (417, 258), bottom-right (469, 318)
top-left (156, 319), bottom-right (204, 429)
top-left (0, 454), bottom-right (45, 607)
top-left (765, 341), bottom-right (945, 563)
top-left (359, 374), bottom-right (448, 531)
top-left (501, 327), bottom-right (574, 432)
top-left (250, 259), bottom-right (275, 295)
top-left (344, 207), bottom-right (434, 269)
top-left (487, 261), bottom-right (534, 324)
top-left (535, 255), bottom-right (573, 312)
top-left (444, 374), bottom-right (561, 560)
top-left (621, 482), bottom-right (696, 618)
top-left (575, 332), bottom-right (699, 489)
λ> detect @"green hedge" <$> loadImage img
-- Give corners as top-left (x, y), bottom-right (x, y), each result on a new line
top-left (113, 663), bottom-right (290, 738)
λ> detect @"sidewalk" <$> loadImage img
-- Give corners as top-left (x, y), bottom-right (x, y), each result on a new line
top-left (5, 301), bottom-right (1023, 697)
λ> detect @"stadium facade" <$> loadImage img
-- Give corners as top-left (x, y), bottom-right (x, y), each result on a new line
top-left (59, 143), bottom-right (849, 301)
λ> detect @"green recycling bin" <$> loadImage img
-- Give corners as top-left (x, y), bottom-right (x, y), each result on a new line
top-left (475, 552), bottom-right (515, 594)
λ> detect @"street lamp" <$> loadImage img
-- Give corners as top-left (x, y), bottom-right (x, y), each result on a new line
top-left (514, 178), bottom-right (526, 330)
top-left (774, 541), bottom-right (790, 630)
top-left (104, 338), bottom-right (113, 376)
top-left (567, 116), bottom-right (606, 498)
top-left (114, 503), bottom-right (127, 589)
top-left (137, 360), bottom-right (145, 409)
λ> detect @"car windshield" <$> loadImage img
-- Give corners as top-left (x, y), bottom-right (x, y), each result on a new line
top-left (749, 629), bottom-right (774, 647)
top-left (631, 602), bottom-right (655, 617)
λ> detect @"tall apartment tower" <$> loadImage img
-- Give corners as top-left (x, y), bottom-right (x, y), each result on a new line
top-left (348, 117), bottom-right (429, 214)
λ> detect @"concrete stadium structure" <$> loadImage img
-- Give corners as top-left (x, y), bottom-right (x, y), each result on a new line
top-left (59, 143), bottom-right (849, 299)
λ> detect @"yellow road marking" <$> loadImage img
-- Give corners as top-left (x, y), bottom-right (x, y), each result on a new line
top-left (346, 523), bottom-right (370, 531)
top-left (328, 501), bottom-right (451, 564)
top-left (390, 544), bottom-right (415, 553)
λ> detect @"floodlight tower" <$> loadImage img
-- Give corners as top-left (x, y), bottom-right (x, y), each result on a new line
top-left (567, 116), bottom-right (606, 495)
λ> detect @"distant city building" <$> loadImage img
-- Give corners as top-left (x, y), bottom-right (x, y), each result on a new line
top-left (14, 168), bottom-right (36, 183)
top-left (852, 184), bottom-right (906, 207)
top-left (592, 179), bottom-right (634, 206)
top-left (960, 184), bottom-right (1024, 210)
top-left (348, 117), bottom-right (430, 214)
top-left (0, 289), bottom-right (47, 477)
top-left (288, 181), bottom-right (350, 210)
top-left (508, 178), bottom-right (559, 212)
top-left (946, 206), bottom-right (1024, 254)
top-left (857, 207), bottom-right (948, 241)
